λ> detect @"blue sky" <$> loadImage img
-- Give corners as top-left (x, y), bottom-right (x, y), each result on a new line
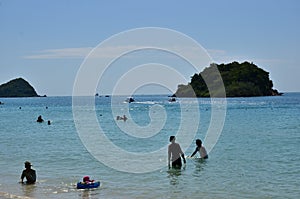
top-left (0, 0), bottom-right (299, 96)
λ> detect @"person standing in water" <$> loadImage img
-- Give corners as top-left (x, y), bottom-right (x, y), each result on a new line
top-left (168, 136), bottom-right (186, 169)
top-left (20, 161), bottom-right (36, 184)
top-left (190, 139), bottom-right (208, 159)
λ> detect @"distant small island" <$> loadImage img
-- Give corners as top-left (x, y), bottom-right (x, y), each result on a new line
top-left (174, 61), bottom-right (282, 97)
top-left (0, 78), bottom-right (42, 97)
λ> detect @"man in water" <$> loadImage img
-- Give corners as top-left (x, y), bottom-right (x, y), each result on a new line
top-left (168, 136), bottom-right (186, 169)
top-left (36, 115), bottom-right (44, 123)
top-left (189, 139), bottom-right (208, 159)
top-left (20, 161), bottom-right (36, 184)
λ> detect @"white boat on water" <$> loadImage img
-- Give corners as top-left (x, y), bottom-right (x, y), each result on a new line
top-left (125, 97), bottom-right (135, 103)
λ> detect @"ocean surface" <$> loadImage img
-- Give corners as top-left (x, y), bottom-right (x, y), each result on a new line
top-left (0, 93), bottom-right (299, 199)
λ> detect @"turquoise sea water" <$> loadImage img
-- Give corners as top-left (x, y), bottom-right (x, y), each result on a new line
top-left (0, 93), bottom-right (299, 198)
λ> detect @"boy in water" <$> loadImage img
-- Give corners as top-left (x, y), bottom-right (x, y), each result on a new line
top-left (190, 139), bottom-right (208, 159)
top-left (20, 161), bottom-right (36, 184)
top-left (168, 136), bottom-right (186, 168)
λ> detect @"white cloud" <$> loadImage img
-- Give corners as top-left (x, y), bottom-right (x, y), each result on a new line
top-left (23, 45), bottom-right (157, 59)
top-left (23, 46), bottom-right (285, 72)
top-left (23, 45), bottom-right (212, 60)
top-left (23, 47), bottom-right (93, 59)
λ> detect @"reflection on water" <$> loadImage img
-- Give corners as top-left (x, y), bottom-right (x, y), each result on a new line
top-left (78, 188), bottom-right (101, 199)
top-left (21, 183), bottom-right (36, 198)
top-left (167, 165), bottom-right (186, 186)
top-left (80, 189), bottom-right (91, 199)
top-left (192, 158), bottom-right (207, 175)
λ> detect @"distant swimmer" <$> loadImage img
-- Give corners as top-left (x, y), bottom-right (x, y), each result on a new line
top-left (116, 115), bottom-right (127, 122)
top-left (189, 139), bottom-right (208, 159)
top-left (47, 120), bottom-right (51, 125)
top-left (168, 136), bottom-right (186, 169)
top-left (36, 115), bottom-right (44, 123)
top-left (20, 161), bottom-right (36, 184)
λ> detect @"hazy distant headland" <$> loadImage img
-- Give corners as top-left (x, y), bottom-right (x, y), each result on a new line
top-left (0, 78), bottom-right (42, 98)
top-left (174, 61), bottom-right (282, 98)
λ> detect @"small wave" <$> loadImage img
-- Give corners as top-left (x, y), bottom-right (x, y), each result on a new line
top-left (134, 101), bottom-right (158, 105)
top-left (0, 191), bottom-right (34, 199)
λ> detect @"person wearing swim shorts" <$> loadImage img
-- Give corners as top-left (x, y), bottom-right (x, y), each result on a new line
top-left (168, 136), bottom-right (186, 169)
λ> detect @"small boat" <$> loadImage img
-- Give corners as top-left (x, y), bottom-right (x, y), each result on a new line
top-left (168, 97), bottom-right (176, 102)
top-left (76, 181), bottom-right (100, 189)
top-left (125, 97), bottom-right (135, 103)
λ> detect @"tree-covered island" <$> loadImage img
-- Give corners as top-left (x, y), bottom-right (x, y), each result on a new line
top-left (174, 61), bottom-right (282, 97)
top-left (0, 78), bottom-right (41, 97)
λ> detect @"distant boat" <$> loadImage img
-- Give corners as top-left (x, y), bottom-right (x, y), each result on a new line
top-left (168, 97), bottom-right (176, 102)
top-left (125, 97), bottom-right (135, 103)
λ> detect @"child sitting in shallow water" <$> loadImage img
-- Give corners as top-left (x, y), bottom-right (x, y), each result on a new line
top-left (82, 176), bottom-right (94, 184)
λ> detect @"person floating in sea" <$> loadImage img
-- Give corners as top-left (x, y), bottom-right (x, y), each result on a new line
top-left (36, 115), bottom-right (44, 123)
top-left (20, 161), bottom-right (36, 184)
top-left (116, 115), bottom-right (127, 122)
top-left (189, 139), bottom-right (208, 159)
top-left (47, 120), bottom-right (51, 125)
top-left (168, 136), bottom-right (186, 169)
top-left (82, 176), bottom-right (95, 184)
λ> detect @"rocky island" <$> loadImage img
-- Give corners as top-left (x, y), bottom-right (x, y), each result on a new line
top-left (0, 78), bottom-right (41, 97)
top-left (174, 61), bottom-right (282, 97)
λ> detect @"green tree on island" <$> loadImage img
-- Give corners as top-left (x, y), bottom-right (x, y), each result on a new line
top-left (174, 61), bottom-right (281, 97)
top-left (0, 78), bottom-right (40, 98)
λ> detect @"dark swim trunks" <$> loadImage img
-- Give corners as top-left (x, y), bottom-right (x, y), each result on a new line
top-left (172, 158), bottom-right (182, 168)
